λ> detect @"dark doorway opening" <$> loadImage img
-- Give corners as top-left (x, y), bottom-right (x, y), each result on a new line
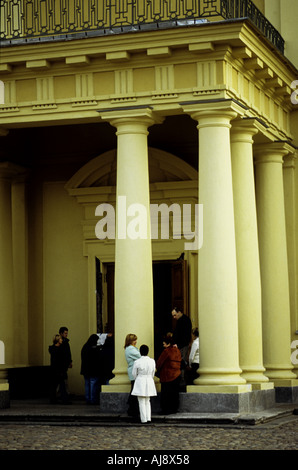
top-left (99, 259), bottom-right (188, 360)
top-left (153, 262), bottom-right (173, 359)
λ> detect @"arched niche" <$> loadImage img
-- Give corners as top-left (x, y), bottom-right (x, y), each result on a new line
top-left (65, 147), bottom-right (198, 191)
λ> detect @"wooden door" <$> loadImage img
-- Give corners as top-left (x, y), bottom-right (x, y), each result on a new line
top-left (106, 263), bottom-right (115, 334)
top-left (171, 259), bottom-right (189, 330)
top-left (171, 259), bottom-right (188, 314)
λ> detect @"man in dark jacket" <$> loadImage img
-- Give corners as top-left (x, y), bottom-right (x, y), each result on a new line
top-left (59, 326), bottom-right (72, 370)
top-left (171, 308), bottom-right (192, 385)
top-left (59, 326), bottom-right (72, 399)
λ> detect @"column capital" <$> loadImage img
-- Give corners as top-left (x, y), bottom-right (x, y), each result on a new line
top-left (283, 149), bottom-right (297, 169)
top-left (254, 142), bottom-right (293, 164)
top-left (230, 118), bottom-right (262, 144)
top-left (181, 99), bottom-right (246, 126)
top-left (98, 106), bottom-right (164, 133)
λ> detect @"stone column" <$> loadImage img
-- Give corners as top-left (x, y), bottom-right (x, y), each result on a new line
top-left (230, 120), bottom-right (269, 386)
top-left (0, 163), bottom-right (16, 371)
top-left (100, 108), bottom-right (162, 386)
top-left (11, 174), bottom-right (29, 366)
top-left (0, 161), bottom-right (26, 406)
top-left (283, 150), bottom-right (298, 377)
top-left (184, 101), bottom-right (248, 388)
top-left (254, 143), bottom-right (297, 383)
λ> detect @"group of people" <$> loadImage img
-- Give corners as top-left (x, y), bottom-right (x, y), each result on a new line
top-left (48, 327), bottom-right (114, 405)
top-left (125, 308), bottom-right (200, 423)
top-left (48, 308), bottom-right (199, 421)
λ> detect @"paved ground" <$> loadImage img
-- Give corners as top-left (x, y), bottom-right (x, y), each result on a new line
top-left (0, 416), bottom-right (297, 452)
top-left (0, 399), bottom-right (297, 455)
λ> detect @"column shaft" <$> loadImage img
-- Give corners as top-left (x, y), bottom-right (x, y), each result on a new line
top-left (255, 144), bottom-right (296, 381)
top-left (190, 104), bottom-right (246, 386)
top-left (231, 121), bottom-right (268, 384)
top-left (0, 173), bottom-right (14, 369)
top-left (283, 153), bottom-right (298, 377)
top-left (12, 179), bottom-right (29, 366)
top-left (101, 109), bottom-right (160, 385)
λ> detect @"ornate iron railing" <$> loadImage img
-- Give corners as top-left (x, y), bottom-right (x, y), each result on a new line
top-left (0, 0), bottom-right (284, 54)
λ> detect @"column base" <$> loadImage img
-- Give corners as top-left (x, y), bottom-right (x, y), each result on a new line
top-left (102, 384), bottom-right (131, 393)
top-left (194, 369), bottom-right (246, 386)
top-left (241, 370), bottom-right (270, 384)
top-left (108, 371), bottom-right (131, 387)
top-left (0, 383), bottom-right (10, 409)
top-left (187, 384), bottom-right (252, 393)
top-left (250, 382), bottom-right (274, 391)
top-left (181, 386), bottom-right (276, 413)
top-left (274, 379), bottom-right (298, 404)
top-left (264, 368), bottom-right (297, 381)
top-left (102, 383), bottom-right (162, 394)
top-left (100, 386), bottom-right (276, 414)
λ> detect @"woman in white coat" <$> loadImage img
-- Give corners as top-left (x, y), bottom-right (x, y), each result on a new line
top-left (131, 344), bottom-right (157, 423)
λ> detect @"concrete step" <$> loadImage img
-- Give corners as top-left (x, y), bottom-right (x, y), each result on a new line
top-left (0, 399), bottom-right (296, 426)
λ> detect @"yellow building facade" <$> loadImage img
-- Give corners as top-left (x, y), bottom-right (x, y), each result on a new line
top-left (0, 0), bottom-right (297, 412)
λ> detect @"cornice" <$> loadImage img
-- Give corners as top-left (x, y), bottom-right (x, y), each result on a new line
top-left (1, 20), bottom-right (295, 77)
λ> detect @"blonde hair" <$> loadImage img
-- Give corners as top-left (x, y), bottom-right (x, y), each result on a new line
top-left (124, 333), bottom-right (137, 348)
top-left (52, 334), bottom-right (61, 345)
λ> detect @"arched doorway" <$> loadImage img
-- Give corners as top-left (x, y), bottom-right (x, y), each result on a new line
top-left (65, 147), bottom-right (198, 353)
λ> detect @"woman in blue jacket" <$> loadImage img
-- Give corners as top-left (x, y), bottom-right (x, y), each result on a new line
top-left (124, 333), bottom-right (141, 418)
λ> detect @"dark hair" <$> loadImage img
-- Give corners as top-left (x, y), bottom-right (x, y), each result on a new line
top-left (140, 344), bottom-right (149, 356)
top-left (163, 332), bottom-right (174, 345)
top-left (192, 328), bottom-right (199, 337)
top-left (59, 327), bottom-right (68, 334)
top-left (86, 334), bottom-right (99, 347)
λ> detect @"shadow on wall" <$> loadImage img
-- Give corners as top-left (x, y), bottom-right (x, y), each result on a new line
top-left (7, 366), bottom-right (51, 399)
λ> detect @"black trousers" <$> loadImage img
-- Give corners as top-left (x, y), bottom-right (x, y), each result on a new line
top-left (160, 375), bottom-right (181, 414)
top-left (186, 363), bottom-right (199, 385)
top-left (127, 380), bottom-right (140, 417)
top-left (49, 371), bottom-right (69, 403)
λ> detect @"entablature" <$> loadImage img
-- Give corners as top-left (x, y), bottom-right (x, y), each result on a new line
top-left (0, 21), bottom-right (296, 143)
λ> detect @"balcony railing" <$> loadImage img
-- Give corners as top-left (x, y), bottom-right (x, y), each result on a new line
top-left (0, 0), bottom-right (284, 54)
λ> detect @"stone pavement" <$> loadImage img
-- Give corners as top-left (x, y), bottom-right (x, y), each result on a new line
top-left (0, 398), bottom-right (297, 452)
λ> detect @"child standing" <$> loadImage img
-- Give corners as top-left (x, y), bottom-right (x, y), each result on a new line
top-left (131, 344), bottom-right (157, 423)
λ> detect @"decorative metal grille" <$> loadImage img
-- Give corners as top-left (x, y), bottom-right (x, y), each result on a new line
top-left (0, 0), bottom-right (284, 54)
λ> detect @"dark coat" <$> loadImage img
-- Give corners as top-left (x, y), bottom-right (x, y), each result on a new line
top-left (60, 337), bottom-right (72, 370)
top-left (49, 344), bottom-right (68, 378)
top-left (172, 314), bottom-right (192, 349)
top-left (81, 344), bottom-right (102, 377)
top-left (80, 339), bottom-right (114, 384)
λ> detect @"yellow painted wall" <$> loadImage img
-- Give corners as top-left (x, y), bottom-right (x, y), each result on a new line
top-left (265, 0), bottom-right (298, 68)
top-left (43, 182), bottom-right (89, 394)
top-left (253, 0), bottom-right (264, 12)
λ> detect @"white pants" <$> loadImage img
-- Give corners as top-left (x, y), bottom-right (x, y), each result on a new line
top-left (137, 396), bottom-right (151, 423)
